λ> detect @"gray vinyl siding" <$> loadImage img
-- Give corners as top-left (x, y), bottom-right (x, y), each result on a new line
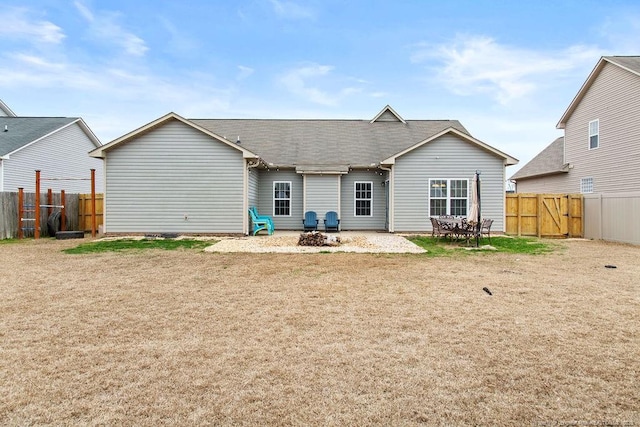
top-left (2, 123), bottom-right (104, 193)
top-left (104, 120), bottom-right (244, 233)
top-left (248, 166), bottom-right (259, 210)
top-left (256, 169), bottom-right (303, 229)
top-left (563, 62), bottom-right (640, 193)
top-left (393, 134), bottom-right (505, 232)
top-left (304, 175), bottom-right (339, 223)
top-left (515, 174), bottom-right (570, 193)
top-left (340, 169), bottom-right (387, 230)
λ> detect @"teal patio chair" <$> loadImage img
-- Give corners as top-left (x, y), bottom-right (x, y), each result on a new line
top-left (250, 207), bottom-right (274, 230)
top-left (324, 211), bottom-right (340, 232)
top-left (249, 207), bottom-right (274, 235)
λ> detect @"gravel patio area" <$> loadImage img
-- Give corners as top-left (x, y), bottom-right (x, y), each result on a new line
top-left (204, 231), bottom-right (427, 253)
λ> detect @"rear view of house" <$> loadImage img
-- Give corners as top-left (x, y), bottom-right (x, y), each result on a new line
top-left (91, 106), bottom-right (517, 235)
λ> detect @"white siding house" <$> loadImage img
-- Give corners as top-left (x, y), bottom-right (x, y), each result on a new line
top-left (0, 116), bottom-right (103, 193)
top-left (92, 107), bottom-right (517, 235)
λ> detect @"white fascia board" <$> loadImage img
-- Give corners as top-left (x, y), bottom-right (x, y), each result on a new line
top-left (381, 127), bottom-right (518, 166)
top-left (90, 112), bottom-right (260, 161)
top-left (557, 57), bottom-right (609, 129)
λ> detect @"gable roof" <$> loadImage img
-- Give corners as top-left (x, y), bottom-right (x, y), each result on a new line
top-left (93, 107), bottom-right (518, 168)
top-left (90, 112), bottom-right (260, 159)
top-left (557, 56), bottom-right (640, 128)
top-left (509, 137), bottom-right (567, 181)
top-left (370, 105), bottom-right (406, 123)
top-left (0, 117), bottom-right (101, 158)
top-left (0, 99), bottom-right (16, 117)
top-left (191, 118), bottom-right (476, 168)
top-left (381, 127), bottom-right (518, 166)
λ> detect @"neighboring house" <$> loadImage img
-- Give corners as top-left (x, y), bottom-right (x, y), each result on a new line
top-left (0, 116), bottom-right (104, 193)
top-left (90, 106), bottom-right (517, 235)
top-left (511, 56), bottom-right (640, 194)
top-left (0, 99), bottom-right (17, 117)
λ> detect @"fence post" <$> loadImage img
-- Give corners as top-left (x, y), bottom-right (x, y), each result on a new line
top-left (18, 188), bottom-right (24, 239)
top-left (35, 170), bottom-right (40, 239)
top-left (60, 190), bottom-right (66, 232)
top-left (91, 169), bottom-right (96, 238)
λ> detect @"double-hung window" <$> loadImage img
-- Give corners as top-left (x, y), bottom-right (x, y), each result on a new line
top-left (273, 181), bottom-right (291, 216)
top-left (429, 179), bottom-right (468, 216)
top-left (589, 119), bottom-right (599, 149)
top-left (354, 181), bottom-right (373, 216)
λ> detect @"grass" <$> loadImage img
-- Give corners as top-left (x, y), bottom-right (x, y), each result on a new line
top-left (1, 238), bottom-right (638, 426)
top-left (62, 238), bottom-right (213, 254)
top-left (408, 235), bottom-right (555, 256)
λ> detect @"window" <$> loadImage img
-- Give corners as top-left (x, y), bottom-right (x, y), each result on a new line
top-left (354, 182), bottom-right (373, 216)
top-left (589, 119), bottom-right (599, 149)
top-left (580, 177), bottom-right (593, 194)
top-left (273, 181), bottom-right (291, 216)
top-left (429, 179), bottom-right (468, 216)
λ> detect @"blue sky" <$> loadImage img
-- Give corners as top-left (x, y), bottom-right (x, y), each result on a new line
top-left (3, 0), bottom-right (640, 176)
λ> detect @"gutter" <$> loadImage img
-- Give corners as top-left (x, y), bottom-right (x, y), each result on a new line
top-left (379, 164), bottom-right (393, 233)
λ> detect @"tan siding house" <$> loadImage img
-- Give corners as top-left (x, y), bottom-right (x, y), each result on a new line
top-left (511, 56), bottom-right (640, 194)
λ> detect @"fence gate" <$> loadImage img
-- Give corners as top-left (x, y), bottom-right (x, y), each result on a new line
top-left (506, 193), bottom-right (583, 238)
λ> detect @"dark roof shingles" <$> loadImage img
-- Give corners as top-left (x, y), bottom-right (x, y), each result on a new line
top-left (191, 119), bottom-right (469, 166)
top-left (510, 136), bottom-right (566, 180)
top-left (0, 117), bottom-right (77, 156)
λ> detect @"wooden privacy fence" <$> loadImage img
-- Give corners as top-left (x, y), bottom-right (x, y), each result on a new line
top-left (506, 193), bottom-right (583, 238)
top-left (0, 192), bottom-right (104, 239)
top-left (78, 193), bottom-right (104, 234)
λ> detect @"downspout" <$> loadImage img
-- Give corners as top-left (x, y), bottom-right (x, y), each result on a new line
top-left (379, 165), bottom-right (393, 232)
top-left (245, 159), bottom-right (260, 235)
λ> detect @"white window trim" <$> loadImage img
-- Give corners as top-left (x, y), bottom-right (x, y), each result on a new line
top-left (428, 178), bottom-right (469, 217)
top-left (580, 177), bottom-right (594, 194)
top-left (589, 119), bottom-right (599, 150)
top-left (273, 181), bottom-right (292, 217)
top-left (354, 181), bottom-right (373, 217)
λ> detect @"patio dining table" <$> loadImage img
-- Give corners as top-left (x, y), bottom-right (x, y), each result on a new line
top-left (437, 217), bottom-right (479, 243)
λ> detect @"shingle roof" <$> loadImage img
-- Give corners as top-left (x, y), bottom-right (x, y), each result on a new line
top-left (190, 119), bottom-right (470, 167)
top-left (604, 56), bottom-right (640, 74)
top-left (0, 117), bottom-right (78, 157)
top-left (510, 137), bottom-right (567, 181)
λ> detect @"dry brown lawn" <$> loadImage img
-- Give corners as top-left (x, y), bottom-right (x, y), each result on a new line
top-left (0, 237), bottom-right (638, 426)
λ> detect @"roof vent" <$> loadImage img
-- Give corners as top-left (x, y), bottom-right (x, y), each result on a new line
top-left (4, 125), bottom-right (7, 132)
top-left (236, 136), bottom-right (241, 144)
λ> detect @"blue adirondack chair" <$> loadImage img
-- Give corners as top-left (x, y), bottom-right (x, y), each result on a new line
top-left (324, 211), bottom-right (340, 232)
top-left (302, 211), bottom-right (319, 231)
top-left (249, 207), bottom-right (274, 235)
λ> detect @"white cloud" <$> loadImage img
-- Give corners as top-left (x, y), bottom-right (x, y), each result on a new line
top-left (237, 65), bottom-right (255, 80)
top-left (413, 35), bottom-right (601, 105)
top-left (598, 14), bottom-right (640, 53)
top-left (73, 1), bottom-right (94, 22)
top-left (279, 64), bottom-right (338, 105)
top-left (74, 1), bottom-right (148, 56)
top-left (1, 7), bottom-right (65, 44)
top-left (279, 64), bottom-right (366, 106)
top-left (268, 0), bottom-right (314, 20)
